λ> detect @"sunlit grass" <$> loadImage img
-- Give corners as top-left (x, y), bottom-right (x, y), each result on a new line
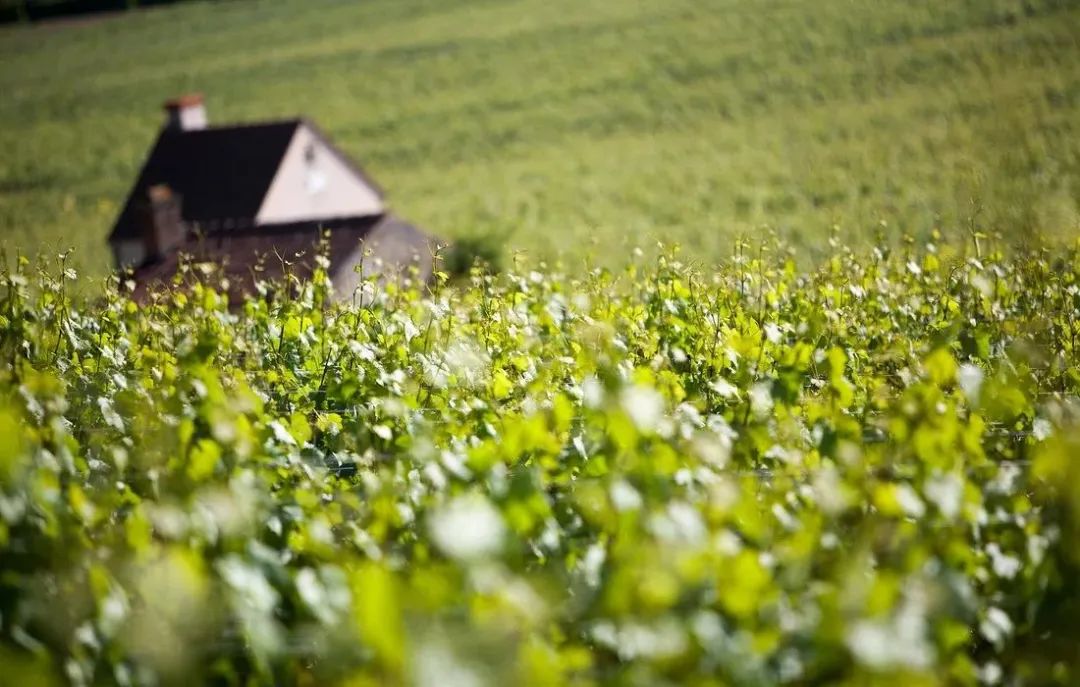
top-left (0, 0), bottom-right (1078, 277)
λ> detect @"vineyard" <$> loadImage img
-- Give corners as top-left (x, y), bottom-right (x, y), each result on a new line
top-left (2, 235), bottom-right (1080, 684)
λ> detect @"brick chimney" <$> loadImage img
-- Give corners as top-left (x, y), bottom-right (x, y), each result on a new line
top-left (137, 184), bottom-right (186, 261)
top-left (164, 93), bottom-right (207, 131)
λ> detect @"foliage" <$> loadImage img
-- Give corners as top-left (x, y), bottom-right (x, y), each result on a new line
top-left (2, 0), bottom-right (1080, 277)
top-left (443, 231), bottom-right (505, 277)
top-left (1, 236), bottom-right (1080, 685)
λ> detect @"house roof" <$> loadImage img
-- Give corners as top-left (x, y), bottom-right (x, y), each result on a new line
top-left (111, 120), bottom-right (301, 241)
top-left (112, 117), bottom-right (388, 243)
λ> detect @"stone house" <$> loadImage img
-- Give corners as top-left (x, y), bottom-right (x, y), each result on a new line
top-left (109, 94), bottom-right (433, 301)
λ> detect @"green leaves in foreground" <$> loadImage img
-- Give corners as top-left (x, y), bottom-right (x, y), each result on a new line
top-left (1, 238), bottom-right (1080, 685)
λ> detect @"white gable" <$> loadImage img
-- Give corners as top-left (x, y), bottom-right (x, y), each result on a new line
top-left (256, 123), bottom-right (383, 225)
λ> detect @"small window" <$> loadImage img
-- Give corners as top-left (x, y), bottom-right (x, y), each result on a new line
top-left (306, 169), bottom-right (327, 195)
top-left (304, 143), bottom-right (317, 164)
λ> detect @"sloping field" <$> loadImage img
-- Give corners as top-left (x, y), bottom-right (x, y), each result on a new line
top-left (0, 0), bottom-right (1079, 276)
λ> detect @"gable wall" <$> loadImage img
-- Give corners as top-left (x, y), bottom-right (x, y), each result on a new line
top-left (255, 124), bottom-right (384, 225)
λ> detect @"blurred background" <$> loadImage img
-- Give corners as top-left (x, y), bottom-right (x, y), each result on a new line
top-left (1, 0), bottom-right (1079, 279)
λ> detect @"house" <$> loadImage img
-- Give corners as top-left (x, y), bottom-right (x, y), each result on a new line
top-left (109, 94), bottom-right (434, 301)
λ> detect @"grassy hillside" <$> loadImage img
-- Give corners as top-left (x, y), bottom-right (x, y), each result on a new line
top-left (1, 0), bottom-right (1079, 277)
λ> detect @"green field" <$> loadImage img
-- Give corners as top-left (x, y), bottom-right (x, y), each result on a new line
top-left (5, 3), bottom-right (1080, 683)
top-left (2, 0), bottom-right (1080, 278)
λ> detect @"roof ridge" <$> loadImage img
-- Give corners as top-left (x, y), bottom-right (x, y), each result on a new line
top-left (162, 118), bottom-right (303, 134)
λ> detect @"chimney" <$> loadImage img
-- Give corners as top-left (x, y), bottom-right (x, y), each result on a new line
top-left (137, 184), bottom-right (186, 260)
top-left (164, 93), bottom-right (207, 131)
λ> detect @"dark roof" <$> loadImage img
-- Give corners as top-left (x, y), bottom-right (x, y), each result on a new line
top-left (110, 120), bottom-right (302, 241)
